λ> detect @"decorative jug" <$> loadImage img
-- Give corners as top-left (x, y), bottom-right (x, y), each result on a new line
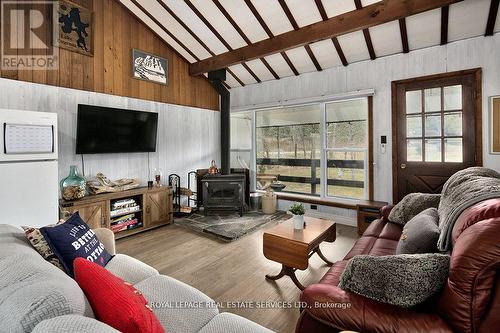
top-left (208, 160), bottom-right (219, 175)
top-left (60, 165), bottom-right (86, 200)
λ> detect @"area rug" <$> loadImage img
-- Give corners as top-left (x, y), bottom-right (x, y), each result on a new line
top-left (174, 211), bottom-right (291, 242)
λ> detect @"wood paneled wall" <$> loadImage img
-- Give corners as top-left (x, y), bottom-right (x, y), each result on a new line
top-left (0, 0), bottom-right (219, 111)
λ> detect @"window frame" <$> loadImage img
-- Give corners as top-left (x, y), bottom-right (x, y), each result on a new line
top-left (230, 94), bottom-right (374, 202)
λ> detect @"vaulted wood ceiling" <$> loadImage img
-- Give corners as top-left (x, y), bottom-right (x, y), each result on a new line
top-left (122, 0), bottom-right (500, 88)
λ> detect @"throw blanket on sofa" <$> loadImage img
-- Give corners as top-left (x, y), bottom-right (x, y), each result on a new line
top-left (437, 167), bottom-right (500, 251)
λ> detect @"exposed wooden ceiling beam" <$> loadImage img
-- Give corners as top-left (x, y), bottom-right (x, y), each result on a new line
top-left (278, 0), bottom-right (322, 71)
top-left (212, 0), bottom-right (278, 81)
top-left (184, 0), bottom-right (258, 85)
top-left (399, 18), bottom-right (409, 53)
top-left (331, 37), bottom-right (348, 66)
top-left (190, 0), bottom-right (462, 75)
top-left (243, 0), bottom-right (299, 76)
top-left (354, 0), bottom-right (376, 60)
top-left (281, 52), bottom-right (300, 76)
top-left (259, 58), bottom-right (280, 80)
top-left (155, 0), bottom-right (244, 87)
top-left (441, 5), bottom-right (449, 45)
top-left (314, 0), bottom-right (348, 66)
top-left (486, 0), bottom-right (500, 36)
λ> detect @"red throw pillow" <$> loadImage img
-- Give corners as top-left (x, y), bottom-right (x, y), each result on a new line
top-left (73, 258), bottom-right (165, 333)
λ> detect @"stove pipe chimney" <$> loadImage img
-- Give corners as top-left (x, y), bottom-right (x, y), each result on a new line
top-left (208, 69), bottom-right (230, 175)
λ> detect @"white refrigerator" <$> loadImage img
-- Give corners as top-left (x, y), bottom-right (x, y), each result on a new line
top-left (0, 109), bottom-right (59, 228)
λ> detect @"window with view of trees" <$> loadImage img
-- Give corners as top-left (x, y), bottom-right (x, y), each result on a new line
top-left (325, 99), bottom-right (368, 199)
top-left (230, 96), bottom-right (371, 200)
top-left (256, 105), bottom-right (321, 195)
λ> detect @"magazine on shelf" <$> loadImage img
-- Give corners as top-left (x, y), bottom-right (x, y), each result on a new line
top-left (110, 205), bottom-right (140, 218)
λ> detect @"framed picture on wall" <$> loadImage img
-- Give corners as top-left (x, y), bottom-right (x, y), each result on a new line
top-left (57, 0), bottom-right (93, 56)
top-left (491, 96), bottom-right (500, 154)
top-left (132, 49), bottom-right (168, 85)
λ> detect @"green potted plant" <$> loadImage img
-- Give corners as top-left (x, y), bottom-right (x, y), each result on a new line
top-left (289, 202), bottom-right (306, 229)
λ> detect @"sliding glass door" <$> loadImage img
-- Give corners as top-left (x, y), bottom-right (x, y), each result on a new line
top-left (230, 96), bottom-right (371, 201)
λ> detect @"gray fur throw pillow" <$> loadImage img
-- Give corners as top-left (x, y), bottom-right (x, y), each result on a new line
top-left (396, 208), bottom-right (440, 255)
top-left (389, 193), bottom-right (441, 225)
top-left (339, 253), bottom-right (450, 308)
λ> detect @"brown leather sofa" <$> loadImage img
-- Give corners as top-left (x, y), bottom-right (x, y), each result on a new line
top-left (296, 199), bottom-right (500, 333)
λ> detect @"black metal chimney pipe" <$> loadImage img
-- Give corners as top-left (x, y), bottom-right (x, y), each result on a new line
top-left (208, 70), bottom-right (230, 175)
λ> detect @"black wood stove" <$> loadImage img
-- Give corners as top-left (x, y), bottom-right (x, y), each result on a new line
top-left (201, 173), bottom-right (246, 216)
top-left (200, 70), bottom-right (249, 216)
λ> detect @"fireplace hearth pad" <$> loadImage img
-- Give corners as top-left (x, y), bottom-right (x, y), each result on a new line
top-left (174, 211), bottom-right (291, 242)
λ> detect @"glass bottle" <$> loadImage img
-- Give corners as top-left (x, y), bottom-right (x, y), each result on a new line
top-left (60, 165), bottom-right (86, 200)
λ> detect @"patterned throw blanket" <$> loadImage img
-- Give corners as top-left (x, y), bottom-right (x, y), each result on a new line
top-left (437, 167), bottom-right (500, 251)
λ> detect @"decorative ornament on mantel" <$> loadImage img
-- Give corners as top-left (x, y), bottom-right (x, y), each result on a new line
top-left (208, 160), bottom-right (219, 175)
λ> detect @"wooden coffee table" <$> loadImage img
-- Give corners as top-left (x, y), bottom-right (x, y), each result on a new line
top-left (263, 216), bottom-right (336, 290)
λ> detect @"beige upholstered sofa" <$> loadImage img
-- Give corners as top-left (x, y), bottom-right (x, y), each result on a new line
top-left (0, 225), bottom-right (273, 333)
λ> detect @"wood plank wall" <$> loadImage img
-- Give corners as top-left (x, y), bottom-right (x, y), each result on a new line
top-left (493, 97), bottom-right (500, 153)
top-left (0, 0), bottom-right (219, 111)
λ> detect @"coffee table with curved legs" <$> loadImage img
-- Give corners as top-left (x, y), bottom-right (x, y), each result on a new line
top-left (263, 216), bottom-right (336, 290)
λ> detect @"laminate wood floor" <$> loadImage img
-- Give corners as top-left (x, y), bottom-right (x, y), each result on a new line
top-left (116, 220), bottom-right (358, 333)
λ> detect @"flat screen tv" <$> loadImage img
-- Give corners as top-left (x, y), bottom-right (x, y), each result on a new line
top-left (76, 104), bottom-right (158, 154)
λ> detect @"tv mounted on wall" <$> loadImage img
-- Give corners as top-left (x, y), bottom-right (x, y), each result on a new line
top-left (76, 104), bottom-right (158, 154)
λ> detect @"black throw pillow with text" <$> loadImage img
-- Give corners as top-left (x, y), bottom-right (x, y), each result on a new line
top-left (40, 212), bottom-right (112, 276)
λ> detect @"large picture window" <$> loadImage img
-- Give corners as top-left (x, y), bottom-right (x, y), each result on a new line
top-left (230, 95), bottom-right (373, 201)
top-left (256, 105), bottom-right (321, 195)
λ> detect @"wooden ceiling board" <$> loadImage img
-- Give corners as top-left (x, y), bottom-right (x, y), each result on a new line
top-left (218, 0), bottom-right (270, 43)
top-left (120, 0), bottom-right (197, 62)
top-left (225, 72), bottom-right (241, 88)
top-left (141, 0), bottom-right (211, 59)
top-left (244, 58), bottom-right (276, 82)
top-left (361, 0), bottom-right (383, 6)
top-left (161, 0), bottom-right (228, 55)
top-left (448, 0), bottom-right (490, 42)
top-left (284, 47), bottom-right (317, 74)
top-left (190, 0), bottom-right (247, 49)
top-left (369, 20), bottom-right (403, 57)
top-left (321, 0), bottom-right (356, 18)
top-left (309, 39), bottom-right (344, 69)
top-left (263, 53), bottom-right (296, 78)
top-left (249, 0), bottom-right (294, 35)
top-left (285, 0), bottom-right (322, 27)
top-left (337, 31), bottom-right (371, 63)
top-left (229, 63), bottom-right (259, 85)
top-left (406, 9), bottom-right (441, 50)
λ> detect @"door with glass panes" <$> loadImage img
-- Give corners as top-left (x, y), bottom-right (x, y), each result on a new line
top-left (392, 69), bottom-right (481, 203)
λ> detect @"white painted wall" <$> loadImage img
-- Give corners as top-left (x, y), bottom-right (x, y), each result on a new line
top-left (0, 78), bottom-right (221, 190)
top-left (230, 34), bottom-right (500, 204)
